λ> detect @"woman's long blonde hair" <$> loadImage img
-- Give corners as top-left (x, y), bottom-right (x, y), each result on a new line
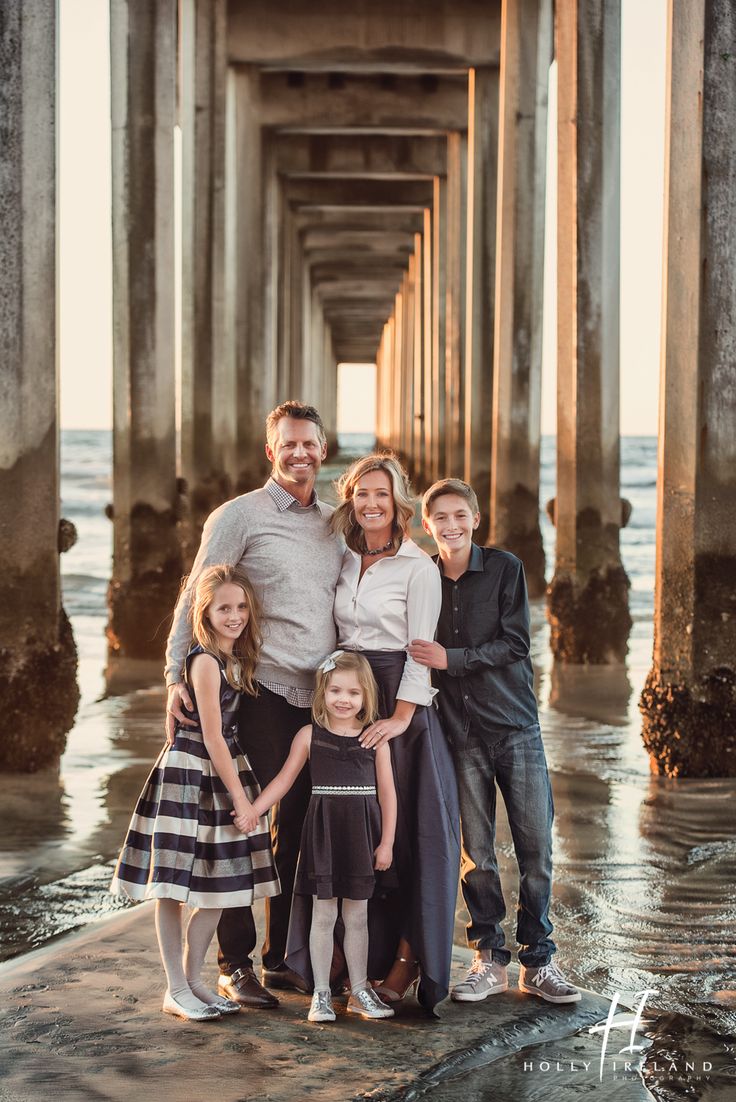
top-left (188, 564), bottom-right (262, 693)
top-left (312, 651), bottom-right (379, 729)
top-left (330, 452), bottom-right (415, 554)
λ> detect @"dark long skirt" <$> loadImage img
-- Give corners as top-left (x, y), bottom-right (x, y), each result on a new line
top-left (286, 650), bottom-right (461, 1014)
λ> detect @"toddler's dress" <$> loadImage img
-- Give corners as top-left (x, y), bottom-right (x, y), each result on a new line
top-left (294, 721), bottom-right (385, 900)
top-left (110, 644), bottom-right (280, 908)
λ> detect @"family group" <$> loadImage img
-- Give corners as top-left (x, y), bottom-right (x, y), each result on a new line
top-left (111, 400), bottom-right (580, 1025)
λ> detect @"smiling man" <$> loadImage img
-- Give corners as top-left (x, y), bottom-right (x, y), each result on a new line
top-left (165, 401), bottom-right (344, 1007)
top-left (409, 477), bottom-right (580, 1006)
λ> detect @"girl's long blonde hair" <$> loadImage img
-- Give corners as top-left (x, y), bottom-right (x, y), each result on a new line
top-left (188, 564), bottom-right (262, 693)
top-left (312, 651), bottom-right (379, 729)
top-left (330, 452), bottom-right (415, 554)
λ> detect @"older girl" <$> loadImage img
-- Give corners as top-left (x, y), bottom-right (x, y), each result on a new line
top-left (111, 565), bottom-right (280, 1021)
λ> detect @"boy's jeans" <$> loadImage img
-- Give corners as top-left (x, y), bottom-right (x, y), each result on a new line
top-left (451, 721), bottom-right (556, 968)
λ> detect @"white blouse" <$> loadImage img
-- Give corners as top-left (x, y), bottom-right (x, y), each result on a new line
top-left (334, 538), bottom-right (441, 707)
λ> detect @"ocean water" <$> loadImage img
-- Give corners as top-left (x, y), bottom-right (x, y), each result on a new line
top-left (2, 429), bottom-right (735, 1096)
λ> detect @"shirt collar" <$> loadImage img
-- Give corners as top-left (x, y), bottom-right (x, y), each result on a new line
top-left (266, 477), bottom-right (320, 513)
top-left (435, 541), bottom-right (484, 576)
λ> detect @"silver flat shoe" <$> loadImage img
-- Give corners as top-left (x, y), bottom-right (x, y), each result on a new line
top-left (207, 993), bottom-right (241, 1015)
top-left (162, 990), bottom-right (221, 1021)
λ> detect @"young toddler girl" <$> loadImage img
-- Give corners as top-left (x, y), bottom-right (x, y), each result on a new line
top-left (237, 650), bottom-right (397, 1022)
top-left (111, 564), bottom-right (280, 1021)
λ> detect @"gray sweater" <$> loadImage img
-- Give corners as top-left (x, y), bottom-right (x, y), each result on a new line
top-left (165, 482), bottom-right (344, 688)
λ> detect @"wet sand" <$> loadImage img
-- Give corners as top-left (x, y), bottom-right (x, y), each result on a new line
top-left (2, 451), bottom-right (736, 1099)
top-left (0, 904), bottom-right (653, 1102)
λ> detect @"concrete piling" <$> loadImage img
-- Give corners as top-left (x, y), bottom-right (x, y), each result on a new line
top-left (0, 0), bottom-right (79, 770)
top-left (107, 0), bottom-right (183, 669)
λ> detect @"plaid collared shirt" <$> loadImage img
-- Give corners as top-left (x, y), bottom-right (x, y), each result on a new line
top-left (257, 479), bottom-right (319, 709)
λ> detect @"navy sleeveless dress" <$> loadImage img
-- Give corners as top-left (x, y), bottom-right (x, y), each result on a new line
top-left (294, 721), bottom-right (384, 900)
top-left (110, 645), bottom-right (280, 908)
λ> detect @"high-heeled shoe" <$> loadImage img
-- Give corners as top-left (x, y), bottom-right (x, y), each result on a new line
top-left (162, 990), bottom-right (221, 1021)
top-left (372, 957), bottom-right (420, 1003)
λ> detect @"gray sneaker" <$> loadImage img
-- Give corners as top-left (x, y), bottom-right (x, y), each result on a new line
top-left (308, 989), bottom-right (336, 1022)
top-left (451, 957), bottom-right (509, 1002)
top-left (519, 962), bottom-right (581, 1004)
top-left (347, 987), bottom-right (395, 1019)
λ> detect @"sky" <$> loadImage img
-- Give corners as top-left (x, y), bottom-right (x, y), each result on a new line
top-left (59, 0), bottom-right (667, 436)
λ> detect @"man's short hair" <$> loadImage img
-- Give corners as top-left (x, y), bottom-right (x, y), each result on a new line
top-left (265, 401), bottom-right (326, 449)
top-left (422, 478), bottom-right (479, 518)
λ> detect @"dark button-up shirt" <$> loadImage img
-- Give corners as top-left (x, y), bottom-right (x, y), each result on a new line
top-left (432, 543), bottom-right (539, 746)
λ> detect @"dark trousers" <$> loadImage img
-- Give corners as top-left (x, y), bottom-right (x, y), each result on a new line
top-left (217, 686), bottom-right (311, 974)
top-left (452, 722), bottom-right (556, 968)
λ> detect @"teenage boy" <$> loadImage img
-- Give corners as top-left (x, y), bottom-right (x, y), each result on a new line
top-left (408, 478), bottom-right (580, 1004)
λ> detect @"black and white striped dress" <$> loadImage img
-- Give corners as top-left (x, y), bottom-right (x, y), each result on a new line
top-left (110, 645), bottom-right (280, 909)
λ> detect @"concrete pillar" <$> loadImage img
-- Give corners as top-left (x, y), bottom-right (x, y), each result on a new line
top-left (0, 1), bottom-right (79, 769)
top-left (231, 66), bottom-right (270, 490)
top-left (180, 0), bottom-right (228, 553)
top-left (445, 131), bottom-right (467, 478)
top-left (547, 0), bottom-right (631, 663)
top-left (412, 233), bottom-right (425, 482)
top-left (391, 290), bottom-right (404, 455)
top-left (490, 0), bottom-right (552, 596)
top-left (322, 325), bottom-right (339, 455)
top-left (208, 4), bottom-right (233, 495)
top-left (640, 0), bottom-right (736, 777)
top-left (421, 206), bottom-right (434, 489)
top-left (431, 178), bottom-right (447, 483)
top-left (464, 67), bottom-right (499, 541)
top-left (402, 261), bottom-right (416, 468)
top-left (108, 0), bottom-right (183, 668)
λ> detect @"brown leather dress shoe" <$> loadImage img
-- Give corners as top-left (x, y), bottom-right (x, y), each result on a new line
top-left (218, 968), bottom-right (280, 1008)
top-left (261, 965), bottom-right (311, 995)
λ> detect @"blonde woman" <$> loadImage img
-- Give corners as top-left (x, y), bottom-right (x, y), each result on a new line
top-left (329, 453), bottom-right (461, 1015)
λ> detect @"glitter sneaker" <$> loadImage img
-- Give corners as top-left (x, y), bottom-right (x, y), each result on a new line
top-left (451, 957), bottom-right (509, 1002)
top-left (308, 989), bottom-right (336, 1022)
top-left (518, 962), bottom-right (581, 1004)
top-left (346, 987), bottom-right (395, 1019)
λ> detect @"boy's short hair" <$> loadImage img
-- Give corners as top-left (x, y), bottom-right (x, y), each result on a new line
top-left (422, 478), bottom-right (479, 519)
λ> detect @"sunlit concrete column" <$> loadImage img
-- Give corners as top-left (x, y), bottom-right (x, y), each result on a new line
top-left (108, 0), bottom-right (183, 669)
top-left (490, 0), bottom-right (552, 596)
top-left (445, 132), bottom-right (467, 478)
top-left (421, 207), bottom-right (434, 489)
top-left (402, 261), bottom-right (416, 470)
top-left (391, 295), bottom-right (403, 454)
top-left (412, 233), bottom-right (425, 483)
top-left (640, 0), bottom-right (736, 777)
top-left (464, 67), bottom-right (499, 540)
top-left (231, 66), bottom-right (271, 489)
top-left (321, 325), bottom-right (338, 456)
top-left (180, 0), bottom-right (228, 554)
top-left (547, 0), bottom-right (631, 663)
top-left (430, 179), bottom-right (446, 484)
top-left (0, 0), bottom-right (79, 769)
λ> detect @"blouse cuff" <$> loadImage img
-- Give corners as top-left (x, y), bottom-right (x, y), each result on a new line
top-left (396, 675), bottom-right (439, 708)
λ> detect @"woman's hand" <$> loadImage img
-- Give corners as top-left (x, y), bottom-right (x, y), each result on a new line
top-left (360, 713), bottom-right (410, 749)
top-left (374, 842), bottom-right (393, 871)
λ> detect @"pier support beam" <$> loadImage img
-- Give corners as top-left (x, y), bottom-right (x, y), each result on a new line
top-left (463, 68), bottom-right (499, 541)
top-left (547, 0), bottom-right (631, 662)
top-left (490, 0), bottom-right (552, 596)
top-left (180, 0), bottom-right (228, 549)
top-left (0, 1), bottom-right (78, 769)
top-left (640, 0), bottom-right (736, 776)
top-left (107, 0), bottom-right (183, 666)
